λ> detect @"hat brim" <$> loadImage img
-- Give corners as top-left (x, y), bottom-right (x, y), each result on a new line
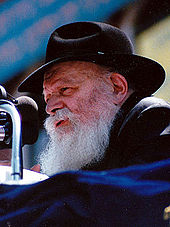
top-left (18, 52), bottom-right (165, 96)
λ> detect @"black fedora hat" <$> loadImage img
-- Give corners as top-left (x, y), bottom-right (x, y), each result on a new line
top-left (18, 21), bottom-right (165, 95)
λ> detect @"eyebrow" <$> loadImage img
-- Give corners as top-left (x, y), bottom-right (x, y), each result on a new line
top-left (42, 77), bottom-right (80, 96)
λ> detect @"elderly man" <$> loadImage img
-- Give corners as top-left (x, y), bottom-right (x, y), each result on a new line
top-left (0, 21), bottom-right (169, 226)
top-left (19, 21), bottom-right (170, 176)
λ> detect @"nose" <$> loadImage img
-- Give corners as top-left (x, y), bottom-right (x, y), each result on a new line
top-left (46, 95), bottom-right (65, 115)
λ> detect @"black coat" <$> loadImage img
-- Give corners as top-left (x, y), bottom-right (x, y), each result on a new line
top-left (88, 94), bottom-right (170, 170)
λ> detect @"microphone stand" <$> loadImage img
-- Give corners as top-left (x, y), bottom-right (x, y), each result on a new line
top-left (0, 99), bottom-right (22, 181)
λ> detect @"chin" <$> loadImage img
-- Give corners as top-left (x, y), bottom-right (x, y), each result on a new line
top-left (54, 125), bottom-right (76, 138)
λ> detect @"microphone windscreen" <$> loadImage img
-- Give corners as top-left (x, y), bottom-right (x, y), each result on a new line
top-left (16, 96), bottom-right (39, 146)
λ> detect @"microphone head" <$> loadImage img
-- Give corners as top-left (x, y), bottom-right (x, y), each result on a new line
top-left (0, 85), bottom-right (7, 99)
top-left (16, 96), bottom-right (39, 146)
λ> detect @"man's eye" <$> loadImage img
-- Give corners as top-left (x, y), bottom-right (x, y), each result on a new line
top-left (60, 87), bottom-right (73, 95)
top-left (61, 87), bottom-right (69, 92)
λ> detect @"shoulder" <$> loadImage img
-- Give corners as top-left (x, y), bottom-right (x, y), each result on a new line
top-left (119, 97), bottom-right (170, 139)
top-left (117, 97), bottom-right (170, 165)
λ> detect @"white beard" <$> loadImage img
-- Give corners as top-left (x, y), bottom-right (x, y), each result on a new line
top-left (39, 105), bottom-right (119, 176)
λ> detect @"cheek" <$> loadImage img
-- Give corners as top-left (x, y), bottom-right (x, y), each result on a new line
top-left (68, 83), bottom-right (109, 121)
top-left (74, 94), bottom-right (103, 122)
top-left (72, 98), bottom-right (89, 114)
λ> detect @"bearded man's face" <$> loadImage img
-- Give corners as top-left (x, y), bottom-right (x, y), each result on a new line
top-left (40, 61), bottom-right (119, 176)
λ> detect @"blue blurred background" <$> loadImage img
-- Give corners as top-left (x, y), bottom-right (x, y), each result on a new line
top-left (0, 0), bottom-right (135, 83)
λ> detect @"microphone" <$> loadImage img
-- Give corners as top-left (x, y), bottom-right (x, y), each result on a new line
top-left (16, 96), bottom-right (39, 146)
top-left (0, 85), bottom-right (7, 99)
top-left (0, 96), bottom-right (39, 146)
top-left (0, 86), bottom-right (39, 180)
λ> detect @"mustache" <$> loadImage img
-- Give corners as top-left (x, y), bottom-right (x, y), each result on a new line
top-left (45, 107), bottom-right (80, 126)
top-left (52, 108), bottom-right (73, 121)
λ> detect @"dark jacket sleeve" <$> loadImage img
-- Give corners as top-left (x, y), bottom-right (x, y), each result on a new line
top-left (0, 159), bottom-right (170, 227)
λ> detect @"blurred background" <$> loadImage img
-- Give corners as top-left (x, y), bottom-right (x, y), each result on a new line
top-left (0, 0), bottom-right (169, 168)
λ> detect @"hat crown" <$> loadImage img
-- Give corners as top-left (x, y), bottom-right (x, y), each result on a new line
top-left (46, 22), bottom-right (134, 62)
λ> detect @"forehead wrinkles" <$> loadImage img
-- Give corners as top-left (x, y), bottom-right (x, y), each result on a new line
top-left (44, 61), bottom-right (108, 82)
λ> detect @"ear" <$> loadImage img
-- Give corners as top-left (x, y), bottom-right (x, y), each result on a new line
top-left (109, 73), bottom-right (128, 105)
